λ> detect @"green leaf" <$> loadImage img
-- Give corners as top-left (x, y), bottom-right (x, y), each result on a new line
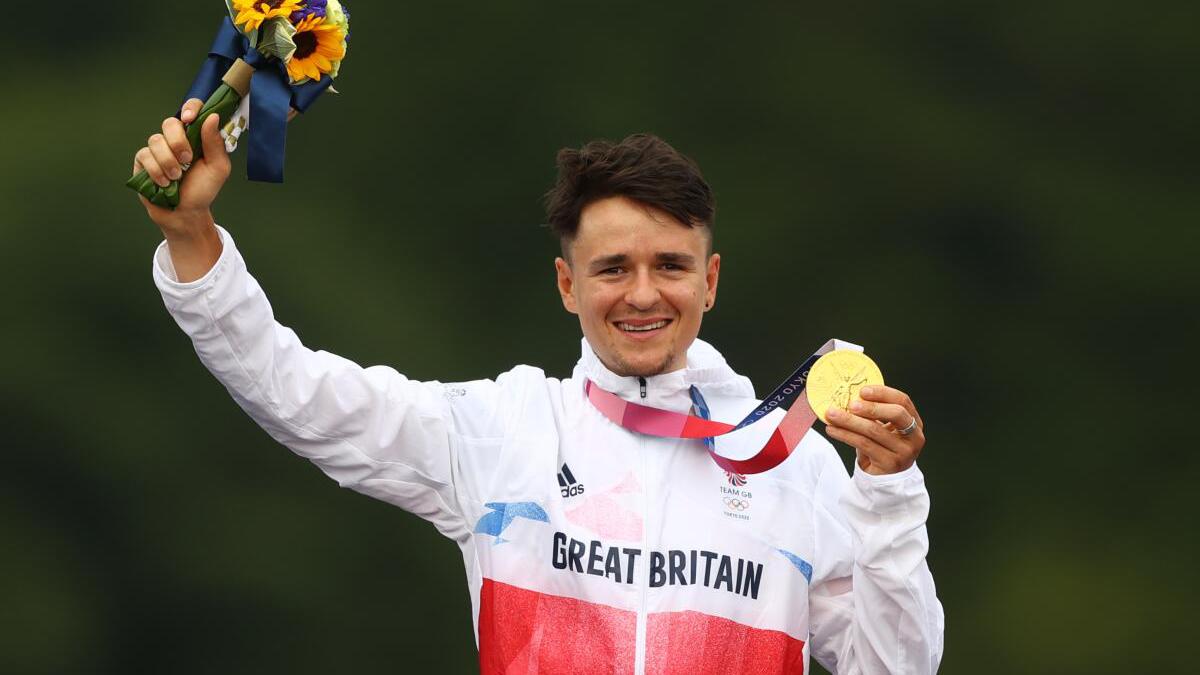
top-left (164, 181), bottom-right (180, 207)
top-left (150, 187), bottom-right (170, 207)
top-left (258, 18), bottom-right (297, 62)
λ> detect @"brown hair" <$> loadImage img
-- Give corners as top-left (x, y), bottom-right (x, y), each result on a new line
top-left (544, 134), bottom-right (715, 256)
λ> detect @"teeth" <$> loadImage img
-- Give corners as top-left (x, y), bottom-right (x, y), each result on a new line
top-left (619, 320), bottom-right (668, 332)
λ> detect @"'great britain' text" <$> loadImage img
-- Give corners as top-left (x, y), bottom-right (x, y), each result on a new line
top-left (550, 531), bottom-right (763, 599)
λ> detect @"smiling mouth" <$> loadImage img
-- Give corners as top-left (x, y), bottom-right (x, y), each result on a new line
top-left (615, 319), bottom-right (672, 333)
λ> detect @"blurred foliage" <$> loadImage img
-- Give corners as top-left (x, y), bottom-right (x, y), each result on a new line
top-left (1, 1), bottom-right (1196, 673)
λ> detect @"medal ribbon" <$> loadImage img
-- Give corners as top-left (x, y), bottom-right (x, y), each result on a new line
top-left (585, 338), bottom-right (861, 475)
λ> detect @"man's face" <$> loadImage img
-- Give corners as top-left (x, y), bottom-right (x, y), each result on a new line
top-left (555, 195), bottom-right (720, 377)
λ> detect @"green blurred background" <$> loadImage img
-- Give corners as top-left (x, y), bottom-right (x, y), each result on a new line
top-left (2, 1), bottom-right (1196, 672)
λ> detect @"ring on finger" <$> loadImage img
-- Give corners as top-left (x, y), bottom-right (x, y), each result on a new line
top-left (896, 417), bottom-right (917, 436)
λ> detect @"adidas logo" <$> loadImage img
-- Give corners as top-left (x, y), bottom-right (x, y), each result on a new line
top-left (557, 463), bottom-right (585, 498)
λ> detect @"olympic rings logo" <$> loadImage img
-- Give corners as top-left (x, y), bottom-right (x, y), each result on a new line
top-left (723, 497), bottom-right (750, 511)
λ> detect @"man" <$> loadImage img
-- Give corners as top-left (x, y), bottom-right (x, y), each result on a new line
top-left (134, 100), bottom-right (944, 674)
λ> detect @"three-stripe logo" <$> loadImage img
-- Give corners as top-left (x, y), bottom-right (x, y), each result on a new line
top-left (558, 463), bottom-right (585, 498)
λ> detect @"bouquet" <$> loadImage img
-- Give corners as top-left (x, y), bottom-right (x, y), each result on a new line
top-left (127, 0), bottom-right (351, 208)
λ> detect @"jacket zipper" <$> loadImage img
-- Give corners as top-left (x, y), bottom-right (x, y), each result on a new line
top-left (638, 376), bottom-right (647, 399)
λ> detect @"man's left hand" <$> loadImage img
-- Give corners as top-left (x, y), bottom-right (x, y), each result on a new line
top-left (824, 386), bottom-right (925, 475)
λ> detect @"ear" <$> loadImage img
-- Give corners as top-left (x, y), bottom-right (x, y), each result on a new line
top-left (555, 257), bottom-right (579, 314)
top-left (704, 253), bottom-right (720, 312)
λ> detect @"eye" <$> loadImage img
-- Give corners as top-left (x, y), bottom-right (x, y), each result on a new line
top-left (600, 267), bottom-right (624, 276)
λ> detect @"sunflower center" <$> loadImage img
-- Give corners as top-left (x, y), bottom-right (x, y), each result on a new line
top-left (294, 31), bottom-right (318, 59)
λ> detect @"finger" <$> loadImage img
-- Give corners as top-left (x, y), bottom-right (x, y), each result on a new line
top-left (860, 385), bottom-right (922, 427)
top-left (135, 146), bottom-right (168, 187)
top-left (849, 399), bottom-right (915, 431)
top-left (825, 424), bottom-right (902, 474)
top-left (162, 116), bottom-right (193, 165)
top-left (825, 408), bottom-right (901, 454)
top-left (148, 133), bottom-right (181, 183)
top-left (199, 113), bottom-right (228, 169)
top-left (180, 98), bottom-right (204, 124)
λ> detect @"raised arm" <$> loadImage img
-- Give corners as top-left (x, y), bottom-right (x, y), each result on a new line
top-left (135, 104), bottom-right (504, 541)
top-left (132, 98), bottom-right (228, 282)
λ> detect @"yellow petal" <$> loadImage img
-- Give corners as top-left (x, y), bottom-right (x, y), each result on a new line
top-left (317, 37), bottom-right (346, 58)
top-left (286, 60), bottom-right (304, 83)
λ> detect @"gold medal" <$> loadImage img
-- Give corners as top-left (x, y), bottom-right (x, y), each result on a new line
top-left (805, 350), bottom-right (885, 424)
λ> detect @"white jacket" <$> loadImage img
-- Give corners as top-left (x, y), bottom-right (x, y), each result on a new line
top-left (153, 226), bottom-right (944, 674)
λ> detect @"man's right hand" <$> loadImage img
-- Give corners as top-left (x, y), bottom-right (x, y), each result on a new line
top-left (133, 98), bottom-right (230, 282)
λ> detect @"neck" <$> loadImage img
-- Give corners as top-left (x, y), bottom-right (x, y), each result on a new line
top-left (596, 353), bottom-right (685, 379)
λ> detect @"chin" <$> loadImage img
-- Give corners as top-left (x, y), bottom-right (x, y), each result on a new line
top-left (609, 350), bottom-right (677, 378)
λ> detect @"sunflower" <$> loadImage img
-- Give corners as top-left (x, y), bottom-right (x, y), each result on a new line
top-left (284, 15), bottom-right (347, 83)
top-left (232, 0), bottom-right (305, 32)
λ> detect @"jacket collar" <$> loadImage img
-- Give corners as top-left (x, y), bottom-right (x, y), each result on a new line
top-left (573, 337), bottom-right (755, 412)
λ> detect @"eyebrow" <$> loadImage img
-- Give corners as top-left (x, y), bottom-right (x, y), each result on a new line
top-left (656, 252), bottom-right (697, 267)
top-left (588, 254), bottom-right (629, 272)
top-left (587, 252), bottom-right (697, 273)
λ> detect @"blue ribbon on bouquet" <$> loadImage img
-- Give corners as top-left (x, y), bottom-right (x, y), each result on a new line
top-left (181, 17), bottom-right (333, 183)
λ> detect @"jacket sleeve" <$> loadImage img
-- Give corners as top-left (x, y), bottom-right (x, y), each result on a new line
top-left (807, 443), bottom-right (945, 673)
top-left (152, 225), bottom-right (505, 542)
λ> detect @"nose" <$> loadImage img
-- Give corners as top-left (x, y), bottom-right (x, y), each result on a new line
top-left (624, 268), bottom-right (661, 310)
